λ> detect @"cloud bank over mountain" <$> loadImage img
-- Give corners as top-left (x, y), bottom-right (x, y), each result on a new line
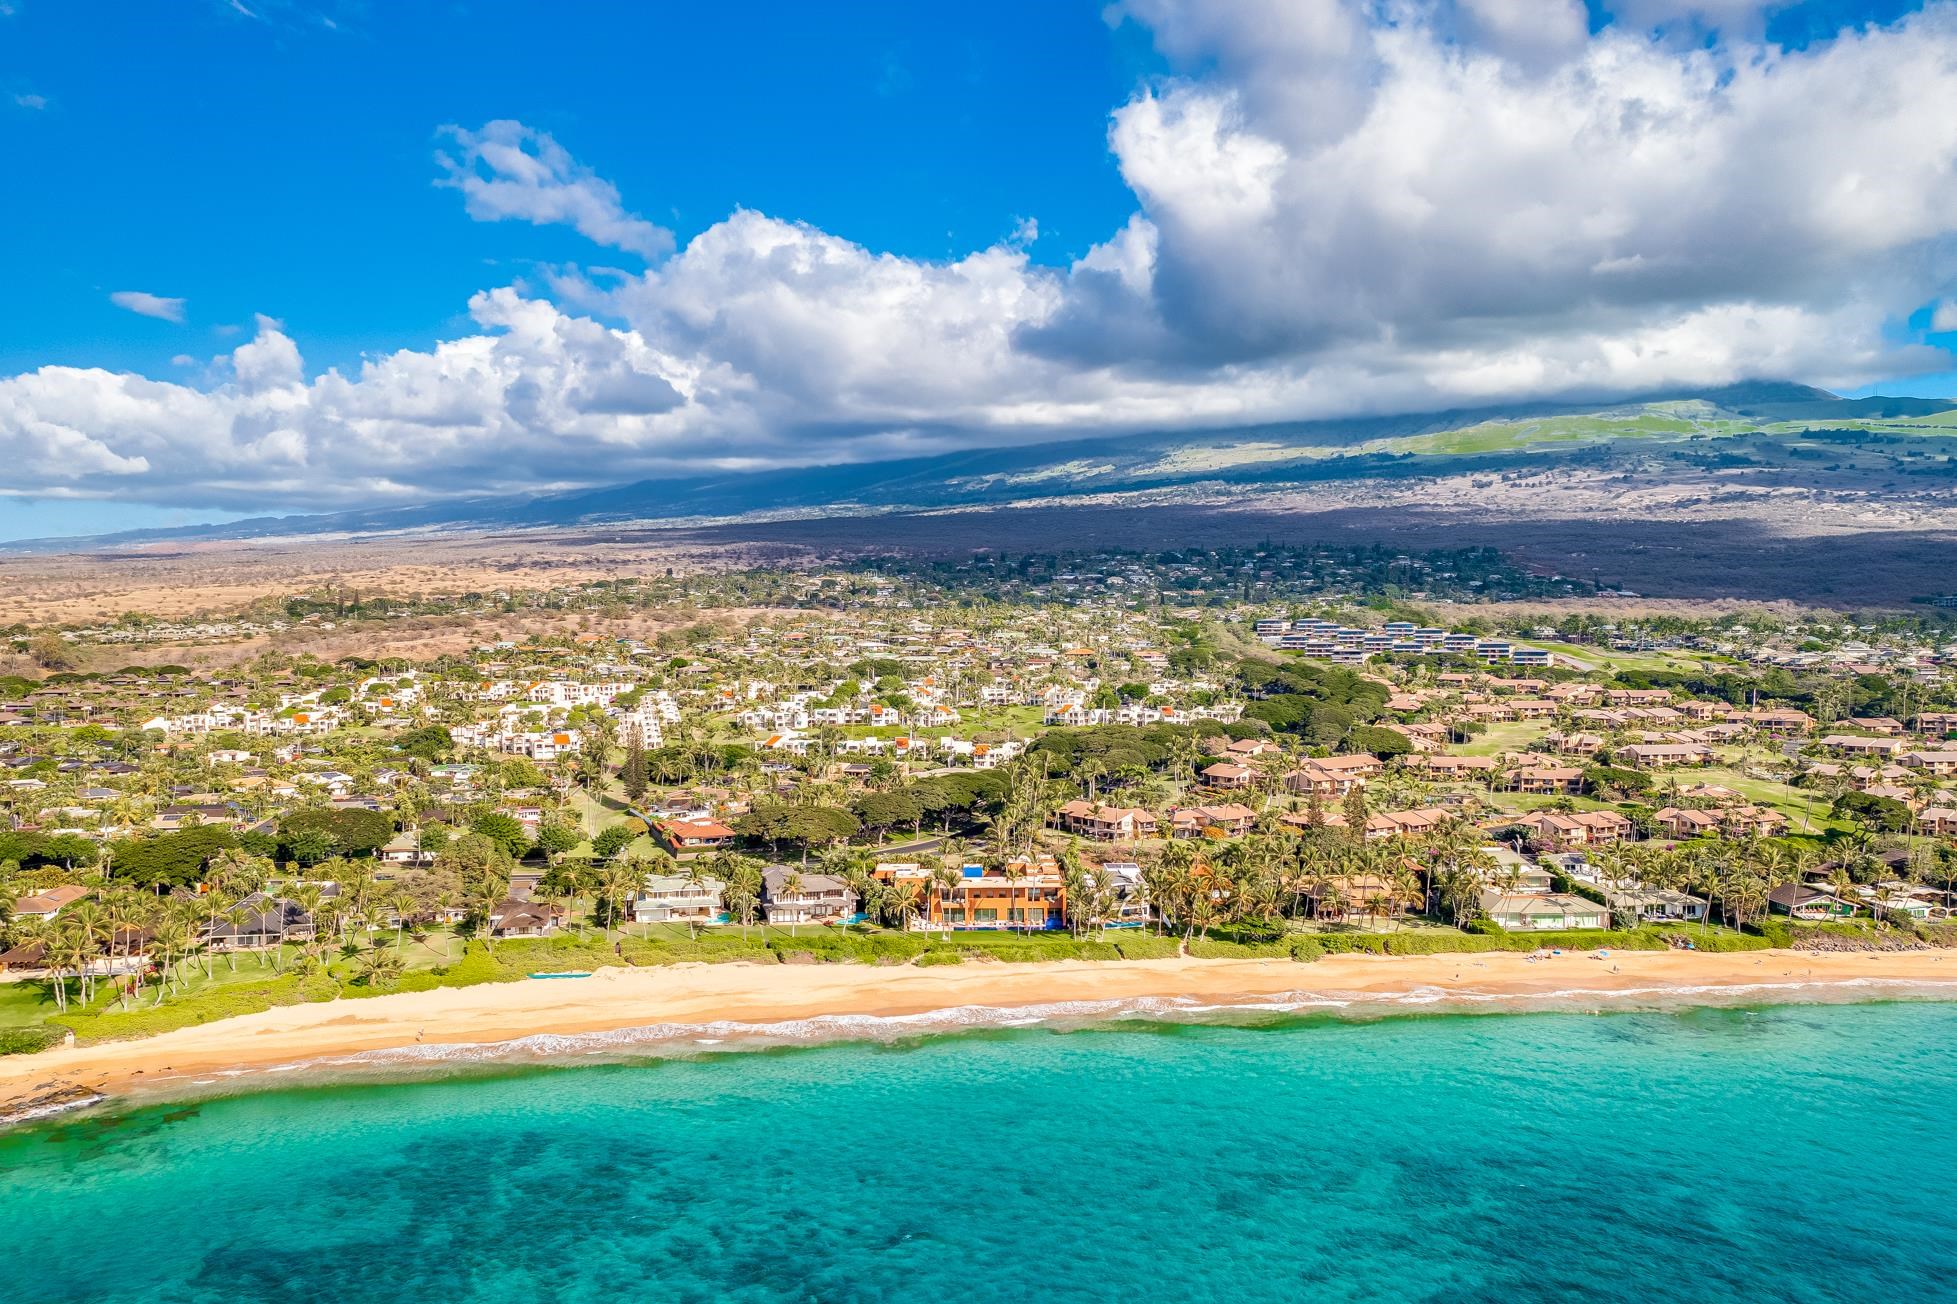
top-left (6, 0), bottom-right (1957, 511)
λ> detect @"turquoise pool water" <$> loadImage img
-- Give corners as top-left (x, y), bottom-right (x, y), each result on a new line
top-left (3, 1000), bottom-right (1954, 1302)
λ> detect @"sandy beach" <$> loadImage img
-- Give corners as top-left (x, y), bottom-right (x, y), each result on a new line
top-left (6, 948), bottom-right (1956, 1115)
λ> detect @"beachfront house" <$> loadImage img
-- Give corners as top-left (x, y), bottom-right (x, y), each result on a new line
top-left (761, 867), bottom-right (858, 926)
top-left (1097, 862), bottom-right (1155, 928)
top-left (926, 864), bottom-right (1066, 931)
top-left (1477, 891), bottom-right (1608, 930)
top-left (488, 899), bottom-right (563, 938)
top-left (632, 874), bottom-right (726, 926)
top-left (1309, 872), bottom-right (1423, 922)
top-left (203, 893), bottom-right (317, 951)
top-left (1595, 884), bottom-right (1709, 924)
top-left (1767, 883), bottom-right (1858, 920)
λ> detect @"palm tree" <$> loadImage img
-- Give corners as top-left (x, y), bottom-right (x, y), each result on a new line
top-left (718, 855), bottom-right (763, 937)
top-left (62, 902), bottom-right (112, 1007)
top-left (287, 882), bottom-right (327, 971)
top-left (148, 914), bottom-right (194, 1007)
top-left (1828, 865), bottom-right (1856, 916)
top-left (196, 887), bottom-right (237, 977)
top-left (931, 862), bottom-right (962, 939)
top-left (598, 860), bottom-right (641, 934)
top-left (680, 860), bottom-right (714, 940)
top-left (357, 943), bottom-right (405, 988)
top-left (389, 890), bottom-right (418, 952)
top-left (538, 861), bottom-right (583, 937)
top-left (1002, 860), bottom-right (1028, 934)
top-left (1087, 864), bottom-right (1117, 939)
top-left (881, 877), bottom-right (922, 932)
top-left (1390, 859), bottom-right (1422, 930)
top-left (466, 873), bottom-right (506, 951)
top-left (781, 870), bottom-right (805, 937)
top-left (43, 926), bottom-right (88, 1013)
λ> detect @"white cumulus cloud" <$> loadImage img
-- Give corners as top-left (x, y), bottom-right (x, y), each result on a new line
top-left (436, 120), bottom-right (673, 260)
top-left (108, 291), bottom-right (186, 323)
top-left (7, 1), bottom-right (1957, 516)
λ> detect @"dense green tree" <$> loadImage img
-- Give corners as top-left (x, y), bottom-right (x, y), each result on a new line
top-left (534, 820), bottom-right (582, 861)
top-left (471, 811), bottom-right (532, 859)
top-left (280, 808), bottom-right (394, 859)
top-left (1346, 725), bottom-right (1412, 759)
top-left (109, 827), bottom-right (239, 889)
top-left (394, 725), bottom-right (453, 762)
top-left (734, 803), bottom-right (861, 858)
top-left (591, 824), bottom-right (637, 861)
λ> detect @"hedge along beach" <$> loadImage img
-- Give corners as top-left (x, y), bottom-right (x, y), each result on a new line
top-left (8, 947), bottom-right (1957, 1118)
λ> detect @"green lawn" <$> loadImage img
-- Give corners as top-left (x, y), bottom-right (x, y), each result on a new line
top-left (1481, 790), bottom-right (1621, 816)
top-left (1457, 722), bottom-right (1549, 756)
top-left (1515, 640), bottom-right (1738, 674)
top-left (564, 786), bottom-right (637, 834)
top-left (0, 981), bottom-right (50, 1029)
top-left (1677, 766), bottom-right (1847, 835)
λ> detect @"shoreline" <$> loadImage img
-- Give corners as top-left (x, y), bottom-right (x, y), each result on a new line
top-left (6, 948), bottom-right (1957, 1119)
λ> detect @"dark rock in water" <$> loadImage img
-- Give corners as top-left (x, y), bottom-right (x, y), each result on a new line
top-left (0, 1084), bottom-right (106, 1127)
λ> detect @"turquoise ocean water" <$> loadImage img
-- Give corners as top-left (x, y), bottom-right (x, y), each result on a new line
top-left (4, 999), bottom-right (1957, 1303)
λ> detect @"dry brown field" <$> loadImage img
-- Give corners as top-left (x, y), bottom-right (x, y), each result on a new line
top-left (5, 459), bottom-right (1953, 662)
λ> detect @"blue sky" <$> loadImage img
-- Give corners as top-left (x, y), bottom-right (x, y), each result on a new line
top-left (4, 0), bottom-right (1957, 542)
top-left (1, 3), bottom-right (1153, 380)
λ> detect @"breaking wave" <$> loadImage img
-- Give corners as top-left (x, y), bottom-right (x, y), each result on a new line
top-left (310, 976), bottom-right (1957, 1070)
top-left (63, 975), bottom-right (1957, 1118)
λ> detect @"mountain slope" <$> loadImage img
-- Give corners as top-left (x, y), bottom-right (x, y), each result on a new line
top-left (8, 381), bottom-right (1954, 553)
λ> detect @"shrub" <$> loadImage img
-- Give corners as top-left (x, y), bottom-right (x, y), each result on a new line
top-left (1674, 928), bottom-right (1773, 953)
top-left (1187, 936), bottom-right (1290, 959)
top-left (1304, 926), bottom-right (1768, 957)
top-left (489, 935), bottom-right (633, 976)
top-left (299, 972), bottom-right (345, 1001)
top-left (632, 934), bottom-right (777, 965)
top-left (765, 930), bottom-right (930, 965)
top-left (440, 944), bottom-right (506, 985)
top-left (0, 1026), bottom-right (64, 1056)
top-left (966, 940), bottom-right (1120, 963)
